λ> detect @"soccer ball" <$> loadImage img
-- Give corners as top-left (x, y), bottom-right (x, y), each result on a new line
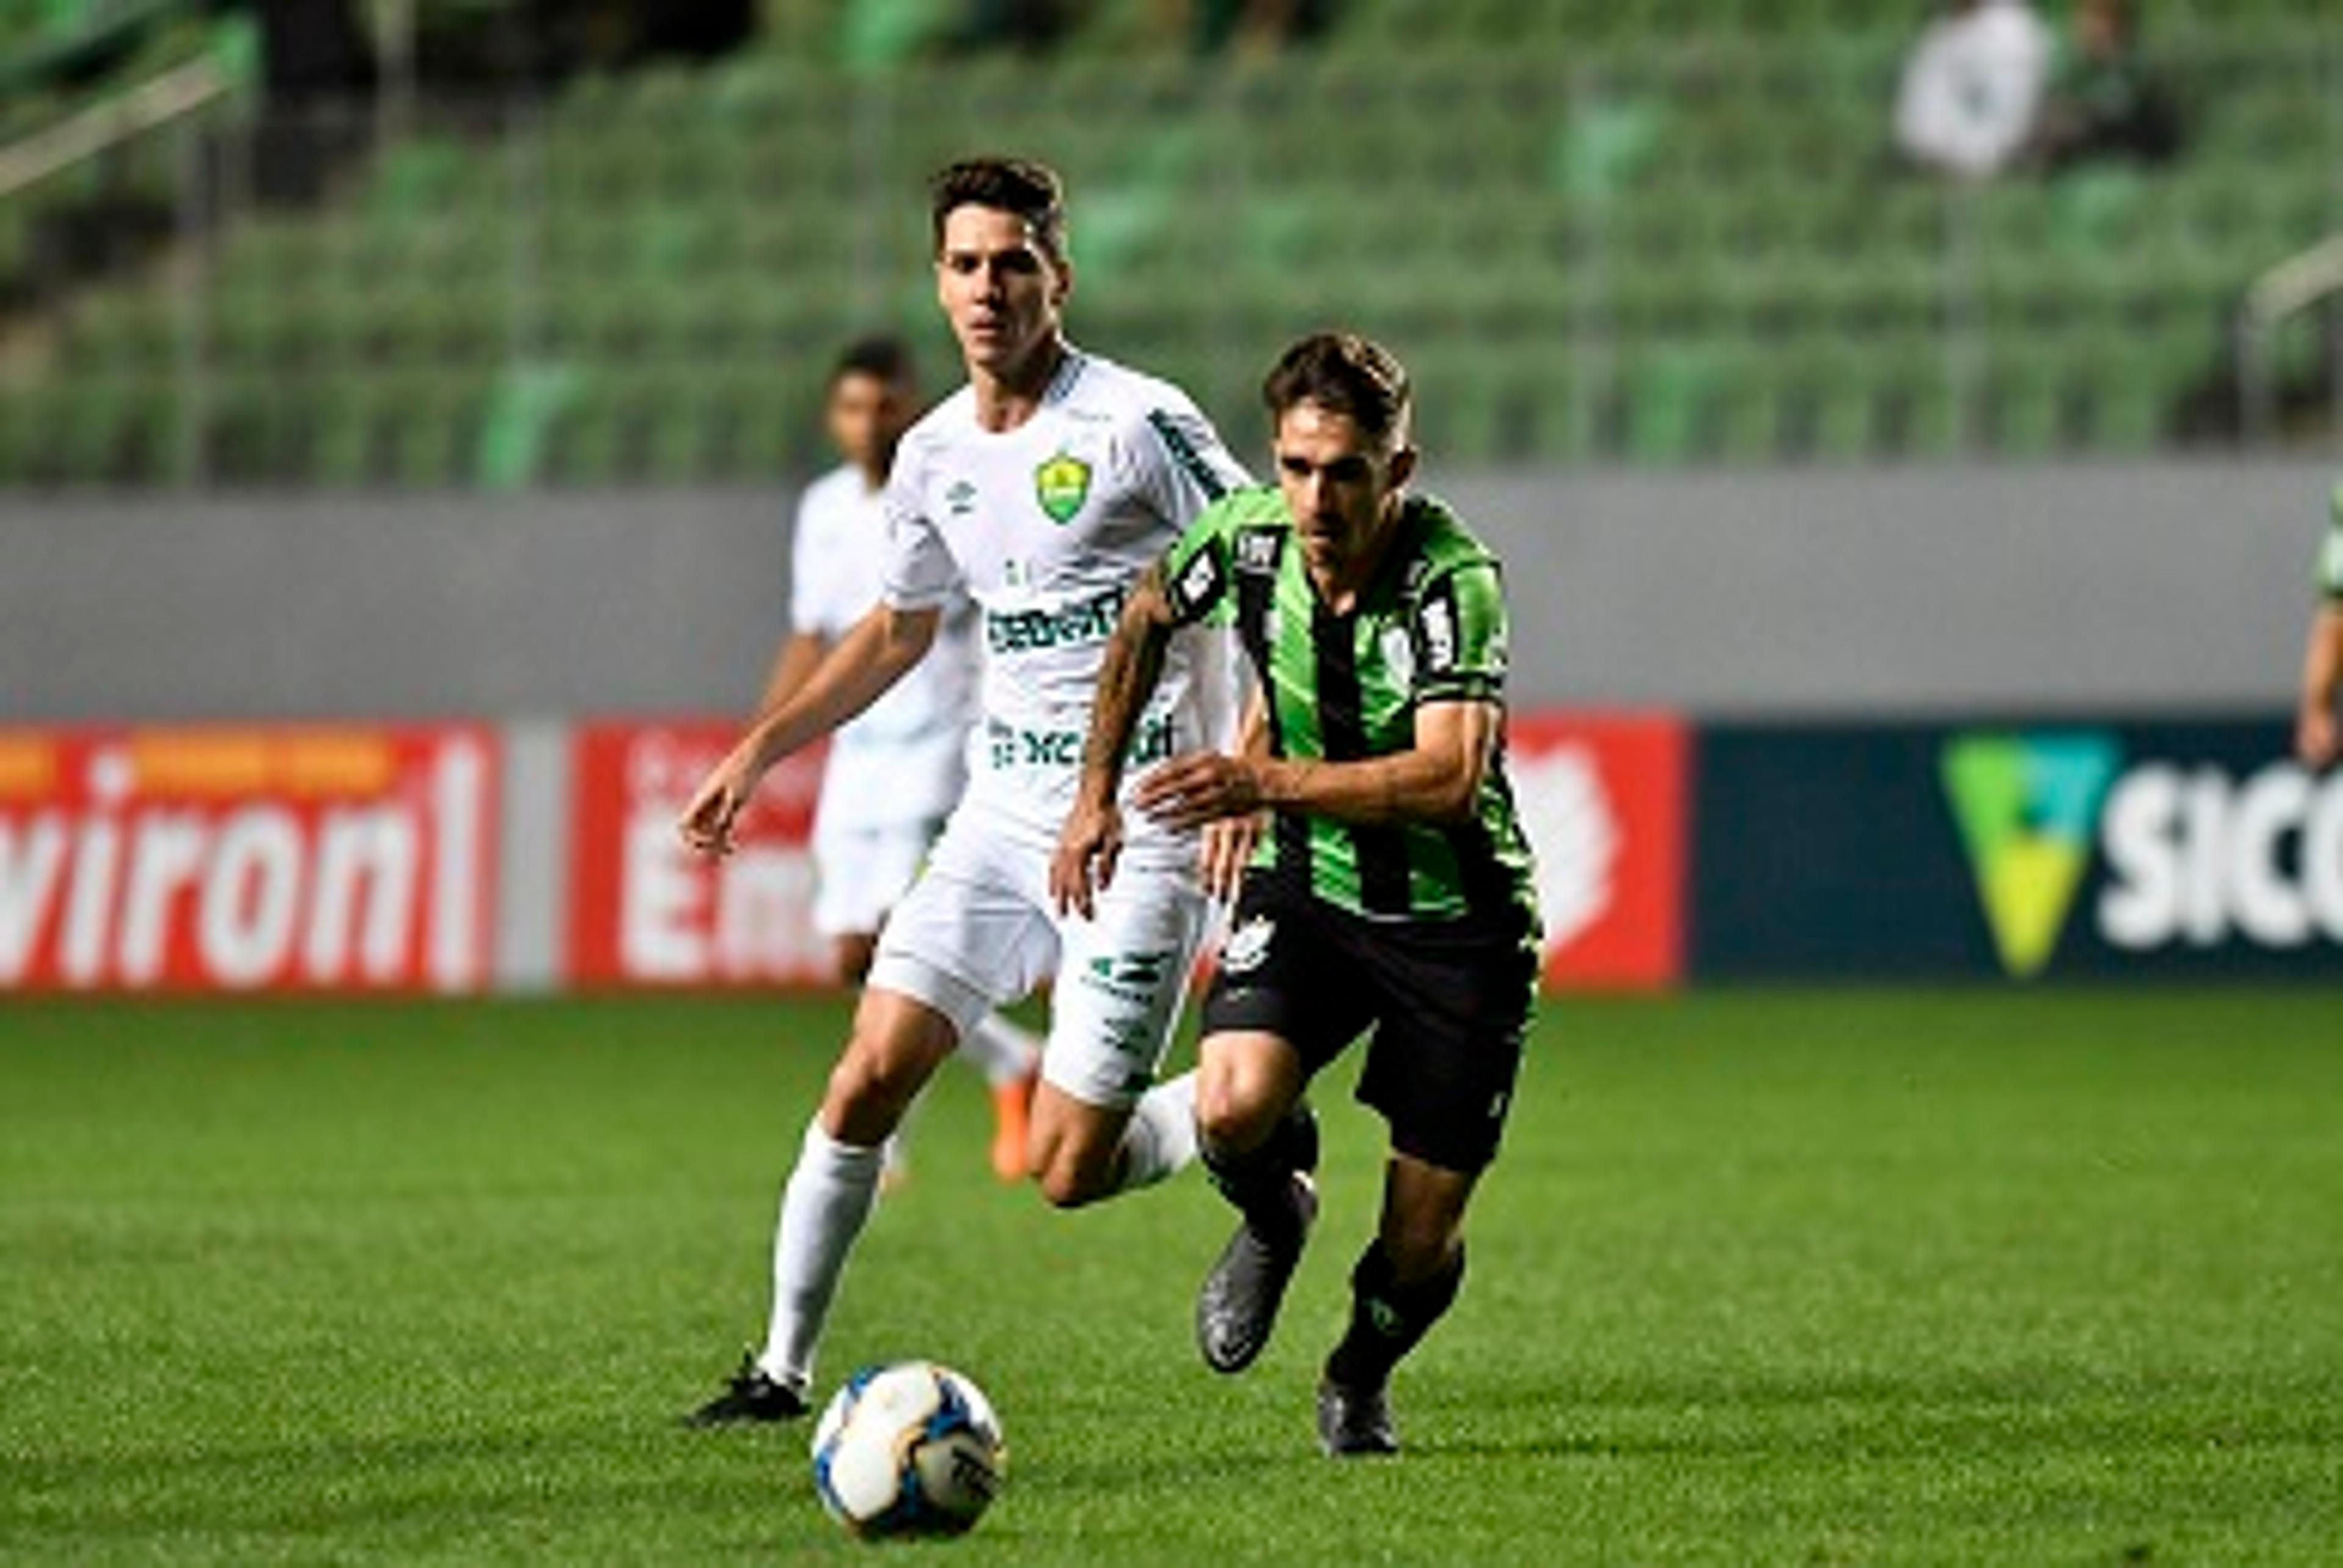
top-left (809, 1361), bottom-right (1006, 1539)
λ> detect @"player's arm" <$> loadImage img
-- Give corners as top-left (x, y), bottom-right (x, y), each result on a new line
top-left (1197, 686), bottom-right (1269, 902)
top-left (758, 630), bottom-right (829, 716)
top-left (1138, 698), bottom-right (1498, 830)
top-left (680, 602), bottom-right (939, 856)
top-left (2296, 492), bottom-right (2343, 769)
top-left (1049, 561), bottom-right (1182, 916)
top-left (2297, 602), bottom-right (2343, 768)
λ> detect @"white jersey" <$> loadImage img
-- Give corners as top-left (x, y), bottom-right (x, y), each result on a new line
top-left (791, 462), bottom-right (979, 832)
top-left (880, 347), bottom-right (1250, 843)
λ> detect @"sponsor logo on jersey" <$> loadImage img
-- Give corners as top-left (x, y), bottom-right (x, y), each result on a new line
top-left (985, 586), bottom-right (1125, 654)
top-left (1034, 453), bottom-right (1092, 524)
top-left (1175, 548), bottom-right (1223, 616)
top-left (1941, 732), bottom-right (2120, 977)
top-left (946, 480), bottom-right (977, 517)
top-left (1236, 528), bottom-right (1280, 574)
top-left (985, 714), bottom-right (1173, 772)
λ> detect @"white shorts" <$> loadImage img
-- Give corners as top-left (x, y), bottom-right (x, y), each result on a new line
top-left (868, 799), bottom-right (1209, 1111)
top-left (810, 816), bottom-right (943, 938)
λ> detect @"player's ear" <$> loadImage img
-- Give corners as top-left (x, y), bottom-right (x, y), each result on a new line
top-left (1385, 444), bottom-right (1418, 494)
top-left (1048, 253), bottom-right (1074, 311)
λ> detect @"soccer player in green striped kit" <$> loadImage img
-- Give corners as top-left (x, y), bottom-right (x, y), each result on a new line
top-left (1052, 331), bottom-right (1542, 1455)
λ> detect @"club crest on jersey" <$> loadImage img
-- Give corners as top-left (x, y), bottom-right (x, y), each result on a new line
top-left (1034, 453), bottom-right (1092, 524)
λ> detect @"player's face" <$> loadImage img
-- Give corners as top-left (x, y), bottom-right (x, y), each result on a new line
top-left (1273, 400), bottom-right (1416, 595)
top-left (935, 204), bottom-right (1069, 378)
top-left (826, 370), bottom-right (913, 480)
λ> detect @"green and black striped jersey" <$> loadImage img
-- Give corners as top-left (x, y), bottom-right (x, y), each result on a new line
top-left (1160, 485), bottom-right (1540, 934)
top-left (2320, 481), bottom-right (2343, 601)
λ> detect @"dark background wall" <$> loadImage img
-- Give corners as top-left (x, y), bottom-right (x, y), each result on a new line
top-left (3, 460), bottom-right (2330, 722)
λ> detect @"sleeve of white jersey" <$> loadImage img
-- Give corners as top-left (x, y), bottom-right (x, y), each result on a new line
top-left (1131, 388), bottom-right (1252, 528)
top-left (878, 438), bottom-right (963, 611)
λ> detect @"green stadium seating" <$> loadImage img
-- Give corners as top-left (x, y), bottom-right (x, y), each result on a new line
top-left (4, 3), bottom-right (2339, 484)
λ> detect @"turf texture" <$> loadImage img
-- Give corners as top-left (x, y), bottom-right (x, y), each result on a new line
top-left (4, 989), bottom-right (2339, 1563)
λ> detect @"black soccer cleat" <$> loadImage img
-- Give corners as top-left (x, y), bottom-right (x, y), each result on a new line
top-left (1196, 1170), bottom-right (1317, 1374)
top-left (683, 1352), bottom-right (808, 1426)
top-left (1316, 1378), bottom-right (1399, 1457)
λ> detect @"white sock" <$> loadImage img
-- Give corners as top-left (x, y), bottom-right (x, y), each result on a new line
top-left (1114, 1070), bottom-right (1200, 1192)
top-left (959, 1012), bottom-right (1041, 1088)
top-left (756, 1118), bottom-right (884, 1390)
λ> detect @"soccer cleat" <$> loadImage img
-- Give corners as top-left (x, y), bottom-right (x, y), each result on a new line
top-left (684, 1352), bottom-right (808, 1426)
top-left (1316, 1378), bottom-right (1399, 1457)
top-left (988, 1067), bottom-right (1037, 1183)
top-left (1195, 1170), bottom-right (1317, 1374)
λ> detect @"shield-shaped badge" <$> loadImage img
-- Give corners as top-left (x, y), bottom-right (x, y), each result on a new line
top-left (1034, 452), bottom-right (1092, 524)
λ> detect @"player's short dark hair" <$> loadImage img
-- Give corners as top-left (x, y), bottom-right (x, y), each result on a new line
top-left (830, 336), bottom-right (916, 390)
top-left (1262, 331), bottom-right (1413, 450)
top-left (929, 156), bottom-right (1069, 268)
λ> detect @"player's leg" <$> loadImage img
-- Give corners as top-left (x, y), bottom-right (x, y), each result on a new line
top-left (688, 985), bottom-right (959, 1425)
top-left (1192, 1027), bottom-right (1323, 1373)
top-left (691, 822), bottom-right (1045, 1424)
top-left (851, 815), bottom-right (1040, 1181)
top-left (1317, 1153), bottom-right (1477, 1457)
top-left (1315, 925), bottom-right (1534, 1455)
top-left (824, 929), bottom-right (918, 1189)
top-left (960, 1010), bottom-right (1041, 1182)
top-left (813, 817), bottom-right (918, 1185)
top-left (1188, 891), bottom-right (1369, 1373)
top-left (1022, 857), bottom-right (1214, 1208)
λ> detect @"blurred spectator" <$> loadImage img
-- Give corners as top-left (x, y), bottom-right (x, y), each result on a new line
top-left (2024, 0), bottom-right (2184, 171)
top-left (1893, 0), bottom-right (2056, 179)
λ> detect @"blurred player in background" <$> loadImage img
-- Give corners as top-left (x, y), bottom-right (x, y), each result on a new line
top-left (682, 156), bottom-right (1250, 1424)
top-left (2294, 479), bottom-right (2343, 768)
top-left (1054, 332), bottom-right (1541, 1456)
top-left (765, 336), bottom-right (1040, 1186)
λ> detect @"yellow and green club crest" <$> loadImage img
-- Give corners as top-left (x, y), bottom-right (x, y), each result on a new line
top-left (1034, 452), bottom-right (1092, 524)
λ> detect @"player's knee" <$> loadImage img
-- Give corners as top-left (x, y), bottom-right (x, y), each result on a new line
top-left (822, 1041), bottom-right (923, 1145)
top-left (1032, 1151), bottom-right (1111, 1209)
top-left (1194, 1070), bottom-right (1283, 1154)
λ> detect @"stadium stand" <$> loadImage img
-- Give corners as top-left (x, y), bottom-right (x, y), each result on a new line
top-left (0, 0), bottom-right (2338, 486)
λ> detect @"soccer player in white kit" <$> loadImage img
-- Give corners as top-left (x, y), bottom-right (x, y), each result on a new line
top-left (771, 337), bottom-right (1040, 1184)
top-left (682, 156), bottom-right (1251, 1422)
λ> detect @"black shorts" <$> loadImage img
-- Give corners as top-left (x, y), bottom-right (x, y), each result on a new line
top-left (1200, 874), bottom-right (1537, 1174)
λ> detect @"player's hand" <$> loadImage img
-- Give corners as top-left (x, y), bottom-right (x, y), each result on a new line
top-left (2298, 703), bottom-right (2339, 769)
top-left (1197, 811), bottom-right (1264, 903)
top-left (677, 743), bottom-right (764, 858)
top-left (1051, 795), bottom-right (1123, 919)
top-left (1134, 751), bottom-right (1262, 832)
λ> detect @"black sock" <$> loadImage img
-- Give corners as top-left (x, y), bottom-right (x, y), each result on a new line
top-left (1324, 1239), bottom-right (1464, 1393)
top-left (1200, 1102), bottom-right (1317, 1236)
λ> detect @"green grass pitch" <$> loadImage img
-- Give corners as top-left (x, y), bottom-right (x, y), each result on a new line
top-left (5, 988), bottom-right (2341, 1563)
